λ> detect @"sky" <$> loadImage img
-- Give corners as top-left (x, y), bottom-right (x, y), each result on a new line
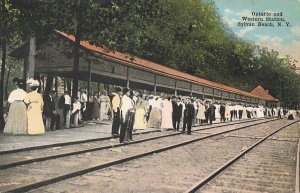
top-left (213, 0), bottom-right (300, 70)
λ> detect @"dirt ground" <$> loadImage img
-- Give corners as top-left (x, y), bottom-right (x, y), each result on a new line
top-left (21, 120), bottom-right (297, 193)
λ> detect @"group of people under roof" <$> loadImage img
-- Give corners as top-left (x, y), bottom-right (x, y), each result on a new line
top-left (3, 77), bottom-right (298, 141)
top-left (109, 87), bottom-right (291, 143)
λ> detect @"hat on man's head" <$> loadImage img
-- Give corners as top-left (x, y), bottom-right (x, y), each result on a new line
top-left (123, 87), bottom-right (130, 95)
top-left (12, 77), bottom-right (20, 84)
top-left (115, 86), bottom-right (122, 92)
top-left (73, 96), bottom-right (79, 101)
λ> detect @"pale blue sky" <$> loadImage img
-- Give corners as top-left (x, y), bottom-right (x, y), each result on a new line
top-left (213, 0), bottom-right (300, 65)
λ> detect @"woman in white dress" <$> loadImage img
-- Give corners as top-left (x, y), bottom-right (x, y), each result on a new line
top-left (133, 95), bottom-right (147, 130)
top-left (196, 101), bottom-right (206, 123)
top-left (225, 103), bottom-right (231, 121)
top-left (24, 79), bottom-right (45, 135)
top-left (242, 105), bottom-right (247, 119)
top-left (4, 77), bottom-right (28, 134)
top-left (160, 96), bottom-right (173, 129)
top-left (148, 96), bottom-right (162, 128)
top-left (215, 103), bottom-right (221, 122)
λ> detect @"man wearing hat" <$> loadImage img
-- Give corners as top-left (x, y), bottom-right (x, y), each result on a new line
top-left (205, 99), bottom-right (213, 124)
top-left (111, 86), bottom-right (122, 137)
top-left (182, 98), bottom-right (195, 134)
top-left (43, 90), bottom-right (61, 130)
top-left (172, 97), bottom-right (183, 131)
top-left (120, 87), bottom-right (134, 143)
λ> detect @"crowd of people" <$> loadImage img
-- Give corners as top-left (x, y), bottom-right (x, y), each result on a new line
top-left (3, 78), bottom-right (112, 135)
top-left (3, 77), bottom-right (298, 141)
top-left (108, 86), bottom-right (290, 143)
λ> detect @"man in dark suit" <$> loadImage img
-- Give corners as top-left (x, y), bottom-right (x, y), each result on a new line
top-left (171, 96), bottom-right (177, 130)
top-left (43, 90), bottom-right (61, 130)
top-left (220, 103), bottom-right (226, 122)
top-left (183, 98), bottom-right (195, 134)
top-left (205, 100), bottom-right (213, 125)
top-left (172, 97), bottom-right (183, 131)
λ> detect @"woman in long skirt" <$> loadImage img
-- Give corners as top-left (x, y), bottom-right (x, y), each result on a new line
top-left (148, 97), bottom-right (162, 128)
top-left (160, 97), bottom-right (173, 129)
top-left (4, 77), bottom-right (28, 134)
top-left (225, 104), bottom-right (231, 121)
top-left (24, 79), bottom-right (45, 135)
top-left (196, 102), bottom-right (206, 124)
top-left (92, 93), bottom-right (100, 120)
top-left (133, 96), bottom-right (147, 130)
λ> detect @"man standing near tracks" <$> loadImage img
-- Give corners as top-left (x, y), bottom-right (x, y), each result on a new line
top-left (120, 88), bottom-right (134, 143)
top-left (172, 97), bottom-right (183, 131)
top-left (80, 89), bottom-right (88, 121)
top-left (220, 103), bottom-right (226, 122)
top-left (183, 98), bottom-right (195, 134)
top-left (111, 87), bottom-right (122, 137)
top-left (205, 100), bottom-right (213, 125)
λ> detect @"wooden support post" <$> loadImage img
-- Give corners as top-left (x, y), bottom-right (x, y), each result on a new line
top-left (154, 75), bottom-right (157, 95)
top-left (190, 83), bottom-right (192, 96)
top-left (202, 86), bottom-right (205, 99)
top-left (27, 37), bottom-right (36, 79)
top-left (23, 57), bottom-right (28, 91)
top-left (174, 80), bottom-right (177, 96)
top-left (212, 88), bottom-right (215, 101)
top-left (97, 82), bottom-right (100, 95)
top-left (55, 76), bottom-right (58, 95)
top-left (87, 62), bottom-right (91, 103)
top-left (126, 67), bottom-right (130, 88)
top-left (41, 76), bottom-right (45, 92)
top-left (68, 79), bottom-right (72, 95)
top-left (63, 78), bottom-right (66, 92)
top-left (221, 92), bottom-right (223, 102)
top-left (107, 84), bottom-right (110, 93)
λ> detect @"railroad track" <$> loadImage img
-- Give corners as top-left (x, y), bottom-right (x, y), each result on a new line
top-left (0, 117), bottom-right (265, 156)
top-left (0, 118), bottom-right (279, 193)
top-left (185, 120), bottom-right (300, 193)
top-left (0, 118), bottom-right (271, 170)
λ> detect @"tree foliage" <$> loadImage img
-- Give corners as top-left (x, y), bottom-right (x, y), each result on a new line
top-left (1, 0), bottom-right (299, 114)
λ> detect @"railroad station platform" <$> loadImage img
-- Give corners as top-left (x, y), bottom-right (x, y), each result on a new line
top-left (0, 120), bottom-right (159, 153)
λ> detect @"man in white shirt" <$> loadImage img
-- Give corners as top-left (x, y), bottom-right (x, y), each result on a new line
top-left (120, 88), bottom-right (134, 143)
top-left (80, 89), bottom-right (88, 121)
top-left (63, 91), bottom-right (71, 127)
top-left (111, 86), bottom-right (122, 137)
top-left (71, 96), bottom-right (81, 127)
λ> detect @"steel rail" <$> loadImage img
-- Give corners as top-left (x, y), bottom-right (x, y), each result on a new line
top-left (5, 119), bottom-right (278, 193)
top-left (0, 117), bottom-right (264, 156)
top-left (0, 119), bottom-right (273, 170)
top-left (184, 120), bottom-right (300, 193)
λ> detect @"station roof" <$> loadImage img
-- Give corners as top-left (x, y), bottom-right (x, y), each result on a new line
top-left (12, 30), bottom-right (277, 102)
top-left (57, 31), bottom-right (270, 100)
top-left (250, 85), bottom-right (278, 102)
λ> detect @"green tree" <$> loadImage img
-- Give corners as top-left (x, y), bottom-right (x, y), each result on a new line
top-left (0, 0), bottom-right (20, 131)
